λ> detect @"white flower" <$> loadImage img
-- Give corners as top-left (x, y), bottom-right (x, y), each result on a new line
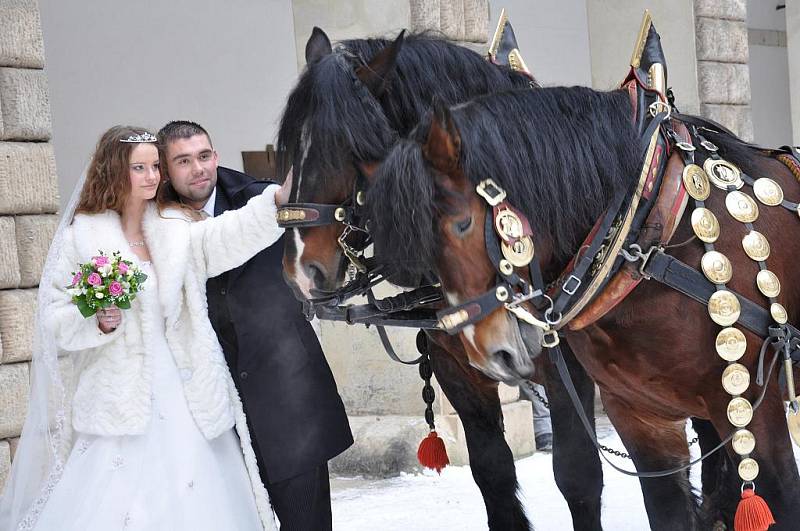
top-left (95, 292), bottom-right (104, 299)
top-left (99, 264), bottom-right (113, 277)
top-left (67, 288), bottom-right (81, 297)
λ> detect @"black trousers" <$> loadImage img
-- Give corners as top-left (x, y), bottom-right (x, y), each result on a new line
top-left (266, 463), bottom-right (332, 531)
top-left (248, 429), bottom-right (332, 531)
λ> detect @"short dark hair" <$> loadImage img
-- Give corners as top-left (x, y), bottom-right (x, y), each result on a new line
top-left (157, 120), bottom-right (213, 147)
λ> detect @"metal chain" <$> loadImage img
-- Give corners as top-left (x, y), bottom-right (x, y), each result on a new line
top-left (523, 382), bottom-right (699, 460)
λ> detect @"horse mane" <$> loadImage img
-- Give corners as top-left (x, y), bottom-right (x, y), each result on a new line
top-left (369, 86), bottom-right (641, 274)
top-left (675, 114), bottom-right (781, 178)
top-left (276, 33), bottom-right (535, 177)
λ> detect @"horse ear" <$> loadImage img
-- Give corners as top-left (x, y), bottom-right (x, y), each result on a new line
top-left (422, 99), bottom-right (461, 176)
top-left (355, 30), bottom-right (405, 97)
top-left (305, 27), bottom-right (332, 65)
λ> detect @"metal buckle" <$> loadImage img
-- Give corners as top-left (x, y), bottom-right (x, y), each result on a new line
top-left (648, 100), bottom-right (671, 119)
top-left (562, 275), bottom-right (581, 295)
top-left (675, 141), bottom-right (695, 152)
top-left (700, 140), bottom-right (718, 152)
top-left (541, 330), bottom-right (560, 348)
top-left (620, 244), bottom-right (660, 280)
top-left (476, 178), bottom-right (507, 206)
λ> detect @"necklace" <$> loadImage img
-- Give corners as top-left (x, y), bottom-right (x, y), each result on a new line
top-left (128, 240), bottom-right (145, 247)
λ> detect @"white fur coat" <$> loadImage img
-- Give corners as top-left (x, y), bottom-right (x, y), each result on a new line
top-left (44, 186), bottom-right (283, 530)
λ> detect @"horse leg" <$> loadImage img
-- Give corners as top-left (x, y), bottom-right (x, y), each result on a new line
top-left (427, 334), bottom-right (531, 531)
top-left (690, 417), bottom-right (738, 528)
top-left (540, 342), bottom-right (604, 531)
top-left (707, 388), bottom-right (800, 531)
top-left (602, 394), bottom-right (704, 530)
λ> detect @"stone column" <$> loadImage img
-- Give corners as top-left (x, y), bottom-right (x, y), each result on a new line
top-left (290, 0), bottom-right (533, 476)
top-left (694, 0), bottom-right (754, 140)
top-left (0, 0), bottom-right (59, 492)
top-left (787, 0), bottom-right (800, 144)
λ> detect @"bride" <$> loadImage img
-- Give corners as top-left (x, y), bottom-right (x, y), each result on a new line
top-left (0, 125), bottom-right (289, 530)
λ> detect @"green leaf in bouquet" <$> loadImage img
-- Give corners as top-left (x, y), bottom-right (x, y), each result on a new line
top-left (116, 299), bottom-right (131, 310)
top-left (76, 298), bottom-right (96, 318)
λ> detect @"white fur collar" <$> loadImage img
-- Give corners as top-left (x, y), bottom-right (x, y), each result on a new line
top-left (71, 203), bottom-right (191, 325)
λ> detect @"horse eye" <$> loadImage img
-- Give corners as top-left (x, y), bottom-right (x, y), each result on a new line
top-left (454, 216), bottom-right (473, 234)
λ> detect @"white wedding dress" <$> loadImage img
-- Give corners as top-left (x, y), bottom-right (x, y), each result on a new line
top-left (33, 263), bottom-right (263, 531)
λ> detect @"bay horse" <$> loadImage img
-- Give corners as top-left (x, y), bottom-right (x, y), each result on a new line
top-left (367, 85), bottom-right (800, 529)
top-left (277, 29), bottom-right (603, 530)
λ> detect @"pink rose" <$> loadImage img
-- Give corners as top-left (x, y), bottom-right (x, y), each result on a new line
top-left (118, 262), bottom-right (129, 275)
top-left (109, 281), bottom-right (123, 296)
top-left (71, 272), bottom-right (82, 286)
top-left (87, 272), bottom-right (102, 286)
top-left (92, 255), bottom-right (110, 267)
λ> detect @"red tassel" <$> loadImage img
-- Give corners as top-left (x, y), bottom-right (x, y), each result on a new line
top-left (417, 430), bottom-right (449, 474)
top-left (734, 489), bottom-right (775, 531)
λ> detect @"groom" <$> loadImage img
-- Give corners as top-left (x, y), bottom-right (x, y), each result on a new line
top-left (157, 121), bottom-right (353, 530)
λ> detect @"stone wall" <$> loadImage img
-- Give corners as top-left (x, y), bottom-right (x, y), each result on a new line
top-left (0, 0), bottom-right (58, 493)
top-left (694, 0), bottom-right (754, 140)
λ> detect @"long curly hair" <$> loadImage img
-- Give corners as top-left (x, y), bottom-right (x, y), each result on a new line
top-left (75, 125), bottom-right (156, 215)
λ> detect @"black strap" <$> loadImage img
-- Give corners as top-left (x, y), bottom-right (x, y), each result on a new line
top-left (551, 111), bottom-right (669, 318)
top-left (548, 342), bottom-right (780, 478)
top-left (375, 325), bottom-right (423, 365)
top-left (367, 289), bottom-right (424, 365)
top-left (311, 303), bottom-right (440, 329)
top-left (643, 250), bottom-right (800, 340)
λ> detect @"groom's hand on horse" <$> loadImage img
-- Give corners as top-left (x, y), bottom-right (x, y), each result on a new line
top-left (275, 168), bottom-right (293, 207)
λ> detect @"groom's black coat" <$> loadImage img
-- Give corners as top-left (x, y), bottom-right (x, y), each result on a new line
top-left (206, 166), bottom-right (353, 484)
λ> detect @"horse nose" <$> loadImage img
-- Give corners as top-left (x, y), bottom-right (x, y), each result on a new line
top-left (495, 349), bottom-right (534, 380)
top-left (304, 261), bottom-right (327, 289)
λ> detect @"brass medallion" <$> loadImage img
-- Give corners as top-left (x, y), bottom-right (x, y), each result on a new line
top-left (691, 208), bottom-right (720, 243)
top-left (725, 191), bottom-right (759, 223)
top-left (770, 303), bottom-right (788, 324)
top-left (741, 231), bottom-right (770, 262)
top-left (756, 270), bottom-right (781, 298)
top-left (704, 158), bottom-right (744, 190)
top-left (716, 327), bottom-right (747, 361)
top-left (722, 363), bottom-right (751, 396)
top-left (727, 396), bottom-right (754, 427)
top-left (495, 209), bottom-right (524, 241)
top-left (738, 457), bottom-right (759, 481)
top-left (752, 178), bottom-right (784, 206)
top-left (682, 164), bottom-right (711, 201)
top-left (701, 251), bottom-right (733, 284)
top-left (708, 290), bottom-right (741, 327)
top-left (732, 429), bottom-right (756, 455)
top-left (788, 408), bottom-right (800, 448)
top-left (501, 238), bottom-right (535, 268)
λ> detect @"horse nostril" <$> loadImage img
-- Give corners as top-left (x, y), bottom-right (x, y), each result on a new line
top-left (498, 350), bottom-right (514, 368)
top-left (305, 262), bottom-right (325, 287)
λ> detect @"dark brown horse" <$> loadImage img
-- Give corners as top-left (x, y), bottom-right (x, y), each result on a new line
top-left (277, 30), bottom-right (603, 530)
top-left (368, 86), bottom-right (800, 530)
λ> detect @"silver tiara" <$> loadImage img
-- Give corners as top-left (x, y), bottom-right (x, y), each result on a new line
top-left (120, 132), bottom-right (157, 143)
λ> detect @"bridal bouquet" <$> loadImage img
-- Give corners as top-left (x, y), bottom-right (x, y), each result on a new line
top-left (66, 251), bottom-right (147, 318)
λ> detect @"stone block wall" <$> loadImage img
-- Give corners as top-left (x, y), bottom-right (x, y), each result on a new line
top-left (0, 0), bottom-right (58, 494)
top-left (694, 0), bottom-right (754, 140)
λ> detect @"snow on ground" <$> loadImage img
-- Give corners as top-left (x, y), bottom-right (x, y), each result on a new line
top-left (331, 417), bottom-right (800, 530)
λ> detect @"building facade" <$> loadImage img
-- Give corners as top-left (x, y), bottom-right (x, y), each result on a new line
top-left (1, 0), bottom-right (798, 490)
